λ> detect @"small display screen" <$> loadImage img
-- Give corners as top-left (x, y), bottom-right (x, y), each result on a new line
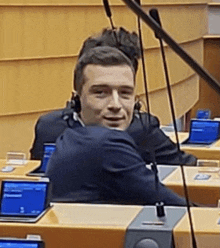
top-left (40, 144), bottom-right (56, 172)
top-left (188, 120), bottom-right (220, 144)
top-left (196, 109), bottom-right (211, 119)
top-left (0, 181), bottom-right (48, 217)
top-left (0, 239), bottom-right (44, 248)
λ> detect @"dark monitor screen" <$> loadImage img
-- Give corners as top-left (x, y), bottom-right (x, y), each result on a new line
top-left (0, 181), bottom-right (49, 217)
top-left (0, 239), bottom-right (44, 248)
top-left (39, 143), bottom-right (56, 173)
top-left (188, 119), bottom-right (220, 144)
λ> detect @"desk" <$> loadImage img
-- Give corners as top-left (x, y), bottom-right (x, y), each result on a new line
top-left (162, 166), bottom-right (220, 205)
top-left (167, 132), bottom-right (220, 161)
top-left (0, 204), bottom-right (219, 248)
top-left (0, 203), bottom-right (142, 248)
top-left (174, 207), bottom-right (220, 248)
top-left (0, 159), bottom-right (41, 181)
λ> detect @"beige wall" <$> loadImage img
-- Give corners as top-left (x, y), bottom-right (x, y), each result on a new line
top-left (191, 36), bottom-right (220, 119)
top-left (0, 0), bottom-right (211, 158)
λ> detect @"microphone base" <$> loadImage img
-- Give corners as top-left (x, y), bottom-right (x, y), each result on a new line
top-left (124, 206), bottom-right (186, 248)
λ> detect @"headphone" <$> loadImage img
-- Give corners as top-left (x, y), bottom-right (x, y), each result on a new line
top-left (67, 94), bottom-right (141, 114)
top-left (68, 94), bottom-right (81, 113)
top-left (134, 100), bottom-right (142, 112)
top-left (68, 95), bottom-right (141, 113)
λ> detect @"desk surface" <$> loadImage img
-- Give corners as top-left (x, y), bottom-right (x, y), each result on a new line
top-left (174, 207), bottom-right (220, 248)
top-left (167, 132), bottom-right (220, 160)
top-left (0, 204), bottom-right (219, 248)
top-left (162, 166), bottom-right (220, 205)
top-left (0, 159), bottom-right (41, 180)
top-left (0, 203), bottom-right (142, 248)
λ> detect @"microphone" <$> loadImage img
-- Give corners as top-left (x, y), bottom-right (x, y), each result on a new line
top-left (122, 0), bottom-right (220, 94)
top-left (103, 0), bottom-right (112, 18)
top-left (102, 0), bottom-right (116, 30)
top-left (149, 8), bottom-right (198, 248)
top-left (134, 0), bottom-right (151, 124)
top-left (149, 8), bottom-right (180, 145)
top-left (134, 0), bottom-right (164, 218)
top-left (149, 9), bottom-right (161, 39)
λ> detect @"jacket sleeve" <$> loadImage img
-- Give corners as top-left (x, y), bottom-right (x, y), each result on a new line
top-left (127, 113), bottom-right (197, 166)
top-left (30, 118), bottom-right (45, 160)
top-left (30, 109), bottom-right (70, 160)
top-left (99, 130), bottom-right (188, 206)
top-left (46, 126), bottom-right (188, 206)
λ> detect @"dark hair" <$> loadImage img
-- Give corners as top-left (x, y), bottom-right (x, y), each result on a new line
top-left (74, 27), bottom-right (141, 94)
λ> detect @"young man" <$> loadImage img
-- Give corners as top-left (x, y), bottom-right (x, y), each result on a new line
top-left (45, 45), bottom-right (189, 206)
top-left (30, 28), bottom-right (196, 167)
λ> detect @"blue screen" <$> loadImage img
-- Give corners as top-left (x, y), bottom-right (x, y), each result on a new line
top-left (0, 240), bottom-right (39, 248)
top-left (196, 109), bottom-right (210, 119)
top-left (1, 181), bottom-right (48, 216)
top-left (189, 120), bottom-right (220, 143)
top-left (40, 144), bottom-right (56, 172)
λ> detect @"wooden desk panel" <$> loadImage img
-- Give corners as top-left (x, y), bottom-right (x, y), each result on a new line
top-left (162, 166), bottom-right (220, 205)
top-left (167, 132), bottom-right (220, 161)
top-left (174, 208), bottom-right (220, 248)
top-left (0, 159), bottom-right (41, 181)
top-left (0, 203), bottom-right (142, 248)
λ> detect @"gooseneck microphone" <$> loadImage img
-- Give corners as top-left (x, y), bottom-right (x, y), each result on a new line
top-left (149, 8), bottom-right (180, 146)
top-left (122, 0), bottom-right (220, 93)
top-left (134, 0), bottom-right (164, 218)
top-left (102, 0), bottom-right (165, 218)
top-left (134, 0), bottom-right (151, 123)
top-left (103, 0), bottom-right (116, 30)
top-left (102, 0), bottom-right (120, 47)
top-left (149, 8), bottom-right (197, 248)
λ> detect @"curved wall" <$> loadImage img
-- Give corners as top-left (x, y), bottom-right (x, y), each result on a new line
top-left (0, 0), bottom-right (210, 158)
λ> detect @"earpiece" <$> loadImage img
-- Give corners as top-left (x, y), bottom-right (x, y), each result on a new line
top-left (71, 95), bottom-right (81, 113)
top-left (134, 100), bottom-right (142, 112)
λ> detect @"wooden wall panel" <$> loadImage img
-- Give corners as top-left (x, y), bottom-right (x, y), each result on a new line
top-left (0, 57), bottom-right (75, 114)
top-left (0, 1), bottom-right (211, 158)
top-left (0, 111), bottom-right (51, 159)
top-left (191, 37), bottom-right (220, 119)
top-left (0, 4), bottom-right (207, 115)
top-left (136, 39), bottom-right (203, 94)
top-left (0, 0), bottom-right (210, 5)
top-left (139, 74), bottom-right (199, 124)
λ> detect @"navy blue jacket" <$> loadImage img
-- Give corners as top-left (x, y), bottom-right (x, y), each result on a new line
top-left (30, 108), bottom-right (197, 166)
top-left (46, 126), bottom-right (187, 206)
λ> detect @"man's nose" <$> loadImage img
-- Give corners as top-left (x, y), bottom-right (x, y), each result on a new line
top-left (108, 91), bottom-right (122, 111)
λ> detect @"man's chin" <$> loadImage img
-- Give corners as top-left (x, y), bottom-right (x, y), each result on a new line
top-left (102, 122), bottom-right (127, 131)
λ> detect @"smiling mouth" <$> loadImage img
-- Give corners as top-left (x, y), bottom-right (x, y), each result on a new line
top-left (104, 117), bottom-right (124, 121)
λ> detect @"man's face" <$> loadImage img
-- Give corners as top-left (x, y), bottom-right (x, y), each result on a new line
top-left (79, 64), bottom-right (135, 130)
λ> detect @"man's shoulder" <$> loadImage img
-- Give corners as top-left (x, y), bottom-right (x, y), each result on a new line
top-left (127, 112), bottom-right (160, 134)
top-left (36, 108), bottom-right (77, 128)
top-left (38, 108), bottom-right (70, 122)
top-left (63, 126), bottom-right (135, 146)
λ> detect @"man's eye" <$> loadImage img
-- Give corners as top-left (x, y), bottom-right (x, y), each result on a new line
top-left (94, 90), bottom-right (108, 96)
top-left (120, 90), bottom-right (133, 97)
top-left (95, 90), bottom-right (104, 94)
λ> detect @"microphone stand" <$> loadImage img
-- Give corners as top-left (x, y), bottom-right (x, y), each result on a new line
top-left (134, 0), bottom-right (151, 123)
top-left (149, 8), bottom-right (197, 248)
top-left (121, 0), bottom-right (220, 94)
top-left (103, 0), bottom-right (116, 30)
top-left (102, 0), bottom-right (165, 218)
top-left (134, 0), bottom-right (165, 218)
